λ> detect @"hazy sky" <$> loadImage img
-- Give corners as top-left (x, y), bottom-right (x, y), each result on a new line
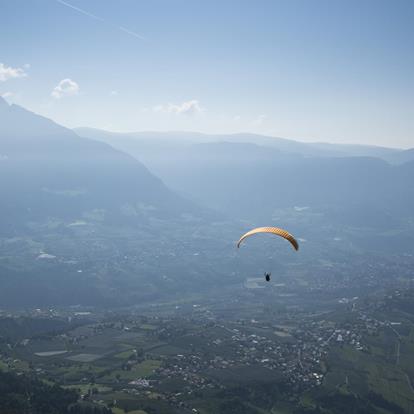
top-left (1, 0), bottom-right (413, 148)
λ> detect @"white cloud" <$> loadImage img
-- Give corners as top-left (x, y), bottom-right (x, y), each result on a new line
top-left (154, 99), bottom-right (203, 116)
top-left (51, 78), bottom-right (79, 99)
top-left (1, 92), bottom-right (13, 98)
top-left (0, 63), bottom-right (28, 82)
top-left (109, 90), bottom-right (118, 96)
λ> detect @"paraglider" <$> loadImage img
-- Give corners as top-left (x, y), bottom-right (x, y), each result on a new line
top-left (237, 226), bottom-right (299, 282)
top-left (237, 227), bottom-right (299, 251)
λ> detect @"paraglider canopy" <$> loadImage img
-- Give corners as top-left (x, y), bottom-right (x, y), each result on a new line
top-left (237, 227), bottom-right (299, 251)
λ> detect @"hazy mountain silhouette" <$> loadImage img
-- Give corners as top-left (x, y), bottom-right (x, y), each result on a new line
top-left (0, 98), bottom-right (196, 233)
top-left (75, 128), bottom-right (404, 160)
top-left (1, 102), bottom-right (412, 307)
top-left (0, 98), bottom-right (222, 307)
top-left (74, 129), bottom-right (414, 228)
top-left (384, 147), bottom-right (414, 164)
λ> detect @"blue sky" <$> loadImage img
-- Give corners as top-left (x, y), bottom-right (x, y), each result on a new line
top-left (1, 0), bottom-right (413, 147)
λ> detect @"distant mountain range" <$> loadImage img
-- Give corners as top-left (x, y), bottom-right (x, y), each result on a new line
top-left (0, 98), bottom-right (223, 307)
top-left (75, 128), bottom-right (414, 163)
top-left (75, 128), bottom-right (414, 229)
top-left (1, 99), bottom-right (413, 308)
top-left (0, 98), bottom-right (197, 233)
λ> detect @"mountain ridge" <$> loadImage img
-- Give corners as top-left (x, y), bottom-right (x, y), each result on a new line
top-left (74, 127), bottom-right (408, 161)
top-left (74, 127), bottom-right (414, 230)
top-left (0, 98), bottom-right (198, 232)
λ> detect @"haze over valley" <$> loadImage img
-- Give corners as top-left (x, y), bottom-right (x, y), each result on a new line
top-left (2, 93), bottom-right (414, 413)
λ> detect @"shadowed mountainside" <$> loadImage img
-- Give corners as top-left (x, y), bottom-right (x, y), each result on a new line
top-left (0, 98), bottom-right (198, 233)
top-left (74, 128), bottom-right (414, 228)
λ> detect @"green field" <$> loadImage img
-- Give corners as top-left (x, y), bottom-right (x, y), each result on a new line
top-left (100, 359), bottom-right (161, 382)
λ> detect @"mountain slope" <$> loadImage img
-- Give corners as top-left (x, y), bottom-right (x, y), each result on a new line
top-left (384, 147), bottom-right (414, 164)
top-left (0, 98), bottom-right (195, 232)
top-left (0, 99), bottom-right (233, 308)
top-left (74, 129), bottom-right (414, 231)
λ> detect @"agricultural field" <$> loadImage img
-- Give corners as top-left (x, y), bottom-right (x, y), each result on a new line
top-left (2, 290), bottom-right (414, 413)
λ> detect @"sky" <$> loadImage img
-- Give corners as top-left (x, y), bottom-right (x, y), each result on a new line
top-left (1, 0), bottom-right (413, 148)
